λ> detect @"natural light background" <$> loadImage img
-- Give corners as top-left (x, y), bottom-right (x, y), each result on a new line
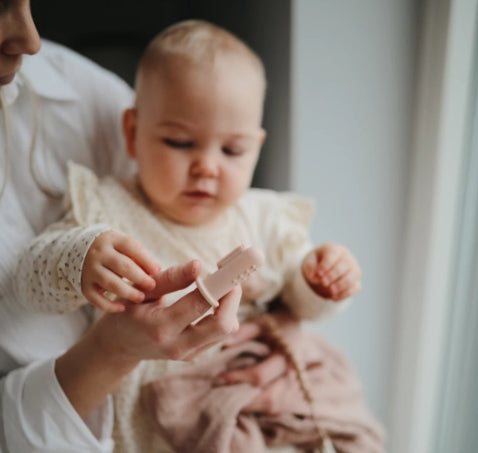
top-left (290, 0), bottom-right (418, 432)
top-left (291, 0), bottom-right (478, 452)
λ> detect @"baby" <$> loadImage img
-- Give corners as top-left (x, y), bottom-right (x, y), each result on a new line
top-left (15, 20), bottom-right (378, 453)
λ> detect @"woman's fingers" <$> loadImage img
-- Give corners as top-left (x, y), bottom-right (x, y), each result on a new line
top-left (174, 286), bottom-right (242, 356)
top-left (139, 285), bottom-right (240, 361)
top-left (241, 369), bottom-right (295, 414)
top-left (96, 263), bottom-right (241, 364)
top-left (222, 320), bottom-right (263, 348)
top-left (214, 352), bottom-right (288, 387)
top-left (144, 260), bottom-right (201, 301)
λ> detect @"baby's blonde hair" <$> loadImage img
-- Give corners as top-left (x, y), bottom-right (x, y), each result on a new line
top-left (136, 20), bottom-right (266, 97)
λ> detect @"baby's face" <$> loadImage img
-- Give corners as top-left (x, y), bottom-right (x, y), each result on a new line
top-left (125, 56), bottom-right (265, 226)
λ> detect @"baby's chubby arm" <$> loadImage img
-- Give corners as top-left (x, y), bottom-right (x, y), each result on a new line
top-left (81, 230), bottom-right (160, 313)
top-left (15, 211), bottom-right (159, 314)
top-left (301, 243), bottom-right (362, 301)
top-left (14, 215), bottom-right (114, 314)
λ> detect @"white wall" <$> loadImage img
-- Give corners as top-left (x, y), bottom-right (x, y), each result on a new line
top-left (290, 0), bottom-right (419, 429)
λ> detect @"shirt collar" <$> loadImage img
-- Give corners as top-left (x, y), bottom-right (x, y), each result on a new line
top-left (1, 50), bottom-right (78, 107)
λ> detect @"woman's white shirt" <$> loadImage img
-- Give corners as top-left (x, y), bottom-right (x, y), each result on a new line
top-left (0, 40), bottom-right (134, 452)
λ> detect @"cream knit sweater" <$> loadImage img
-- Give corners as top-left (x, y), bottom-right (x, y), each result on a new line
top-left (15, 162), bottom-right (343, 452)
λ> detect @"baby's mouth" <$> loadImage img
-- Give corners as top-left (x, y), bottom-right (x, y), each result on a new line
top-left (184, 190), bottom-right (214, 199)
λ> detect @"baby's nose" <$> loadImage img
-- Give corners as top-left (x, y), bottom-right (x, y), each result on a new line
top-left (190, 152), bottom-right (219, 178)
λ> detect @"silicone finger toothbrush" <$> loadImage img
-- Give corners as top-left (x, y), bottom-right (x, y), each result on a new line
top-left (196, 244), bottom-right (265, 310)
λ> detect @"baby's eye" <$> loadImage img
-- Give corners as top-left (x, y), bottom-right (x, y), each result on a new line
top-left (163, 138), bottom-right (194, 149)
top-left (222, 146), bottom-right (244, 157)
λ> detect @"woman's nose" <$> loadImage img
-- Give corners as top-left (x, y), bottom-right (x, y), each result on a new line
top-left (1, 2), bottom-right (41, 56)
top-left (190, 151), bottom-right (219, 178)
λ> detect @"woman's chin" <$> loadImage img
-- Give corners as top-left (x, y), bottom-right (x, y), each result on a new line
top-left (0, 72), bottom-right (16, 86)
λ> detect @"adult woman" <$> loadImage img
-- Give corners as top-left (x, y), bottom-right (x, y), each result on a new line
top-left (0, 1), bottom-right (245, 451)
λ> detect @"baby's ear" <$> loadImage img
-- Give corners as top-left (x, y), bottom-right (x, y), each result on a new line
top-left (122, 108), bottom-right (138, 158)
top-left (259, 127), bottom-right (267, 147)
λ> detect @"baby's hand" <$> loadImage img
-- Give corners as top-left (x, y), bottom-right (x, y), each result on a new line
top-left (301, 243), bottom-right (361, 301)
top-left (81, 231), bottom-right (160, 313)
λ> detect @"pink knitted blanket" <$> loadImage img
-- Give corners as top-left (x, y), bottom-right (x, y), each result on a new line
top-left (141, 332), bottom-right (385, 453)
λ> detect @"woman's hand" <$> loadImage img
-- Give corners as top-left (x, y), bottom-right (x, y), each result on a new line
top-left (97, 259), bottom-right (241, 363)
top-left (213, 310), bottom-right (302, 414)
top-left (302, 243), bottom-right (362, 301)
top-left (56, 259), bottom-right (241, 417)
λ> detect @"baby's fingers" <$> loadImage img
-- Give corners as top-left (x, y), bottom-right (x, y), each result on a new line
top-left (114, 237), bottom-right (159, 275)
top-left (301, 251), bottom-right (320, 284)
top-left (304, 244), bottom-right (345, 285)
top-left (83, 283), bottom-right (126, 313)
top-left (316, 244), bottom-right (343, 274)
top-left (113, 237), bottom-right (159, 289)
top-left (330, 268), bottom-right (362, 300)
top-left (98, 264), bottom-right (150, 303)
top-left (320, 257), bottom-right (351, 286)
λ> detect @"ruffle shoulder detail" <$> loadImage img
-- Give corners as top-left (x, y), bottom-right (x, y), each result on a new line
top-left (240, 188), bottom-right (315, 272)
top-left (64, 161), bottom-right (113, 226)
